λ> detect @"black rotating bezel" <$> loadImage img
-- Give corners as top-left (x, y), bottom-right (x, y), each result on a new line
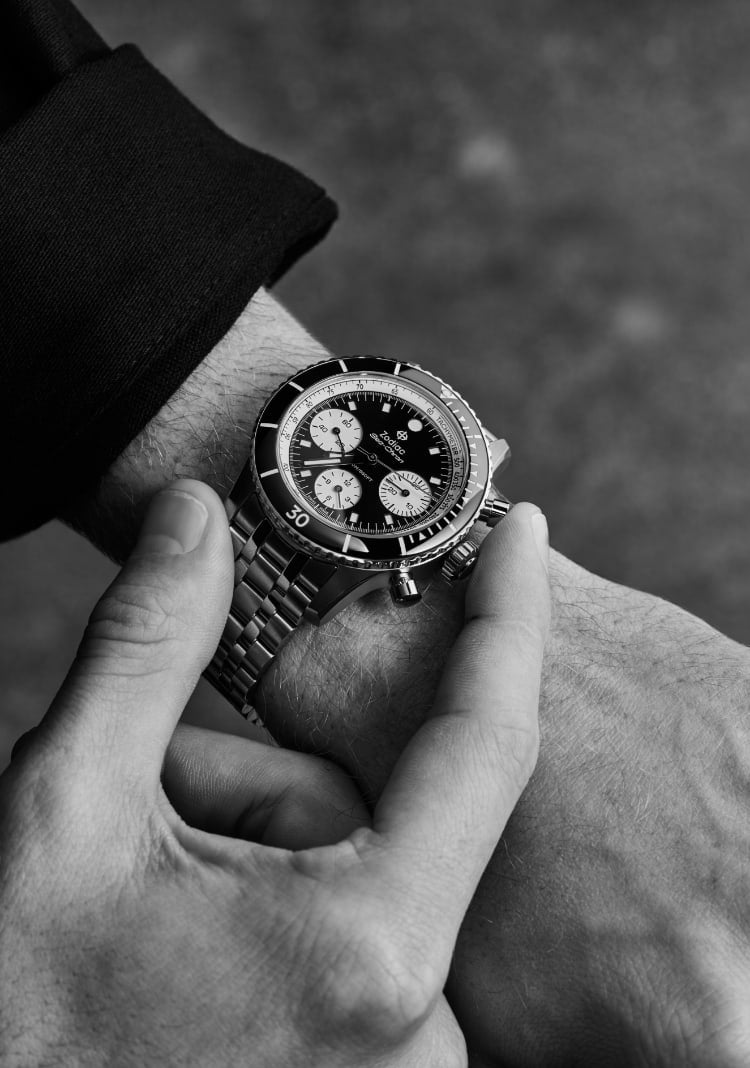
top-left (253, 356), bottom-right (492, 570)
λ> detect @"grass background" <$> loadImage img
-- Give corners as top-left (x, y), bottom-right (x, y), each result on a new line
top-left (3, 0), bottom-right (750, 766)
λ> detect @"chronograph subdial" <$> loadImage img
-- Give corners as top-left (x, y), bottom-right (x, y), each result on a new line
top-left (379, 470), bottom-right (432, 518)
top-left (309, 408), bottom-right (363, 454)
top-left (313, 468), bottom-right (363, 511)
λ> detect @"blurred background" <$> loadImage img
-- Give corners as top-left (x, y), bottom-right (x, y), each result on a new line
top-left (3, 0), bottom-right (750, 766)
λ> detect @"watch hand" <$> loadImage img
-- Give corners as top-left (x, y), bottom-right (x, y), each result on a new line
top-left (334, 488), bottom-right (342, 510)
top-left (383, 473), bottom-right (412, 498)
top-left (303, 458), bottom-right (353, 467)
top-left (354, 446), bottom-right (399, 475)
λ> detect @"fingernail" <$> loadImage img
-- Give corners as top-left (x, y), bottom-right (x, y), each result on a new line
top-left (531, 511), bottom-right (549, 573)
top-left (137, 489), bottom-right (209, 556)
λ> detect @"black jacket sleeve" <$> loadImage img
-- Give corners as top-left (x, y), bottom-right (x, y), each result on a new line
top-left (0, 0), bottom-right (337, 541)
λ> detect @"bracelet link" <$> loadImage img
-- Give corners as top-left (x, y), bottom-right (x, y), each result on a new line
top-left (206, 488), bottom-right (331, 724)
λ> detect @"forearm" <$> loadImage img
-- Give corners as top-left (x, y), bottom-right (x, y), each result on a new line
top-left (62, 289), bottom-right (328, 561)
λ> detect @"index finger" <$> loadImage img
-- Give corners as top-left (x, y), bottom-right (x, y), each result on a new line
top-left (364, 503), bottom-right (550, 967)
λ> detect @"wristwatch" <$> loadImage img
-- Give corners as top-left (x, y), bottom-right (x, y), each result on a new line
top-left (205, 355), bottom-right (511, 720)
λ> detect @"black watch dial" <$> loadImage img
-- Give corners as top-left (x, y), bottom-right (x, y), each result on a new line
top-left (278, 377), bottom-right (467, 539)
top-left (254, 357), bottom-right (491, 567)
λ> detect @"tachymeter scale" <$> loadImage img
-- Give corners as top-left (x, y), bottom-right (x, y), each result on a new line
top-left (278, 378), bottom-right (468, 537)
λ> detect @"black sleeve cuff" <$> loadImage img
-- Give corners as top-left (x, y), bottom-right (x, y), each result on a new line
top-left (0, 44), bottom-right (337, 540)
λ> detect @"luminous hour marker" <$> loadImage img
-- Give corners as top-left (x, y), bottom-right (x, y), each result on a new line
top-left (349, 512), bottom-right (360, 523)
top-left (338, 359), bottom-right (349, 372)
top-left (393, 363), bottom-right (402, 375)
top-left (384, 514), bottom-right (394, 526)
top-left (301, 470), bottom-right (312, 478)
top-left (429, 446), bottom-right (440, 455)
top-left (408, 419), bottom-right (423, 432)
top-left (382, 401), bottom-right (392, 413)
top-left (259, 422), bottom-right (278, 429)
top-left (398, 536), bottom-right (407, 553)
top-left (430, 477), bottom-right (441, 486)
top-left (348, 400), bottom-right (357, 411)
top-left (301, 440), bottom-right (312, 448)
top-left (259, 468), bottom-right (278, 479)
top-left (289, 382), bottom-right (304, 392)
top-left (342, 533), bottom-right (352, 553)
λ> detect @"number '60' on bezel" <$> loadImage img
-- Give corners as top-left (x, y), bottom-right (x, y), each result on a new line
top-left (252, 356), bottom-right (492, 569)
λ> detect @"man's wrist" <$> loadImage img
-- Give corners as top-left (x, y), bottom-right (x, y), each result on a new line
top-left (61, 288), bottom-right (328, 561)
top-left (60, 290), bottom-right (470, 788)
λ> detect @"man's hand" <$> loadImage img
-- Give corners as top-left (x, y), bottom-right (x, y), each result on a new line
top-left (269, 551), bottom-right (750, 1067)
top-left (62, 289), bottom-right (750, 1064)
top-left (0, 485), bottom-right (550, 1067)
top-left (448, 556), bottom-right (750, 1067)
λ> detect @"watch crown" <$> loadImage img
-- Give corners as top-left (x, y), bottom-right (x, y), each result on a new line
top-left (441, 541), bottom-right (479, 583)
top-left (391, 570), bottom-right (421, 605)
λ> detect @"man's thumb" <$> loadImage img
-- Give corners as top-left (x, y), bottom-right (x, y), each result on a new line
top-left (42, 480), bottom-right (234, 780)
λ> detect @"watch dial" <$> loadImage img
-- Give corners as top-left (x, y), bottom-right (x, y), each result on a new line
top-left (277, 375), bottom-right (469, 537)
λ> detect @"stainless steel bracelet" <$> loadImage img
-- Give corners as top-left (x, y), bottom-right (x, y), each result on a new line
top-left (206, 479), bottom-right (510, 720)
top-left (204, 489), bottom-right (334, 720)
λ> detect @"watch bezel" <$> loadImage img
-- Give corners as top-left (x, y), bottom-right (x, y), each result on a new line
top-left (253, 355), bottom-right (492, 571)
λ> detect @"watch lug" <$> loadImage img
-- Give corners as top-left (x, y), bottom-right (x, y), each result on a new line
top-left (488, 437), bottom-right (511, 476)
top-left (225, 459), bottom-right (259, 520)
top-left (310, 563), bottom-right (428, 623)
top-left (309, 567), bottom-right (391, 625)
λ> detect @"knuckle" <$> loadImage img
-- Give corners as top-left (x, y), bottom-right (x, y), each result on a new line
top-left (80, 579), bottom-right (183, 671)
top-left (461, 719), bottom-right (538, 810)
top-left (492, 617), bottom-right (546, 668)
top-left (491, 715), bottom-right (540, 786)
top-left (463, 615), bottom-right (546, 688)
top-left (309, 908), bottom-right (441, 1048)
top-left (456, 695), bottom-right (538, 794)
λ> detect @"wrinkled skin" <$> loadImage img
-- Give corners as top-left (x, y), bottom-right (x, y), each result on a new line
top-left (260, 551), bottom-right (750, 1067)
top-left (64, 291), bottom-right (750, 1066)
top-left (0, 487), bottom-right (551, 1068)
